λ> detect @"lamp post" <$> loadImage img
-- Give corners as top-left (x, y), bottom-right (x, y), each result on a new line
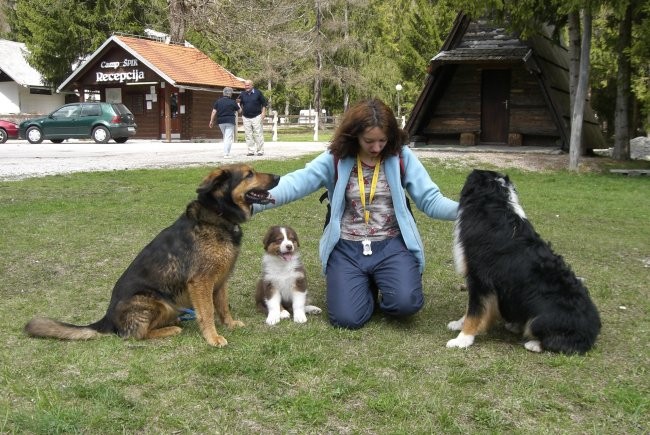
top-left (395, 83), bottom-right (403, 118)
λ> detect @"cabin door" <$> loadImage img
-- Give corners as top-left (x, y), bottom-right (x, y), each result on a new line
top-left (480, 69), bottom-right (510, 144)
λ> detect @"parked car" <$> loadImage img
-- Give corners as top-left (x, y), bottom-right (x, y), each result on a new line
top-left (0, 119), bottom-right (19, 143)
top-left (19, 102), bottom-right (137, 144)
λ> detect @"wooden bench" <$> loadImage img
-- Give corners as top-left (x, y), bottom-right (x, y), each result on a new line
top-left (609, 169), bottom-right (650, 176)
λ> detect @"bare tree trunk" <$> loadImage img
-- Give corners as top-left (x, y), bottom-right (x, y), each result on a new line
top-left (613, 2), bottom-right (632, 160)
top-left (343, 1), bottom-right (350, 112)
top-left (568, 12), bottom-right (581, 112)
top-left (313, 0), bottom-right (322, 129)
top-left (569, 8), bottom-right (592, 171)
top-left (169, 0), bottom-right (186, 44)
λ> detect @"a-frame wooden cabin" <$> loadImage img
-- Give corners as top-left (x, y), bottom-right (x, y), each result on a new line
top-left (406, 13), bottom-right (605, 152)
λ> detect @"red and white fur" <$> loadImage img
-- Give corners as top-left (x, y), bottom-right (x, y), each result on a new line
top-left (255, 226), bottom-right (321, 325)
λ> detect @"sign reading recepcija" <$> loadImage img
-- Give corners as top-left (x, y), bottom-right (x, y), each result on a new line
top-left (96, 59), bottom-right (145, 83)
top-left (96, 69), bottom-right (145, 83)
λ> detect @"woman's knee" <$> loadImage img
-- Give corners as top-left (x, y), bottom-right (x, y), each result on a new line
top-left (379, 286), bottom-right (424, 317)
top-left (328, 310), bottom-right (371, 330)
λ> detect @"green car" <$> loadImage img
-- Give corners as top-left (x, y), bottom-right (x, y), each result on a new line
top-left (19, 102), bottom-right (137, 144)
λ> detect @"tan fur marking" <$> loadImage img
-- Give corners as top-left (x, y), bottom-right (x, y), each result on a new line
top-left (461, 294), bottom-right (501, 336)
top-left (145, 326), bottom-right (183, 339)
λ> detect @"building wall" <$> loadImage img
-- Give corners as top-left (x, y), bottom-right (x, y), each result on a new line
top-left (508, 64), bottom-right (559, 136)
top-left (19, 87), bottom-right (65, 114)
top-left (119, 87), bottom-right (224, 140)
top-left (123, 87), bottom-right (160, 139)
top-left (188, 90), bottom-right (222, 141)
top-left (0, 82), bottom-right (65, 114)
top-left (422, 64), bottom-right (561, 146)
top-left (424, 65), bottom-right (481, 136)
top-left (0, 82), bottom-right (19, 113)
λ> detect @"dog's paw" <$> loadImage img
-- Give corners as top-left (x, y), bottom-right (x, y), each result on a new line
top-left (305, 305), bottom-right (322, 315)
top-left (293, 311), bottom-right (307, 323)
top-left (447, 317), bottom-right (465, 331)
top-left (524, 340), bottom-right (542, 353)
top-left (446, 332), bottom-right (475, 349)
top-left (266, 312), bottom-right (282, 326)
top-left (225, 319), bottom-right (245, 329)
top-left (207, 334), bottom-right (228, 347)
top-left (280, 310), bottom-right (291, 319)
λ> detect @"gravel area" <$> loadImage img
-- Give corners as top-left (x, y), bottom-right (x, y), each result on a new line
top-left (2, 137), bottom-right (648, 181)
top-left (0, 140), bottom-right (329, 181)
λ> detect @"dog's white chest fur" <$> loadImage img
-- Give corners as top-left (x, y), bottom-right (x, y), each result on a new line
top-left (452, 210), bottom-right (467, 276)
top-left (262, 254), bottom-right (304, 298)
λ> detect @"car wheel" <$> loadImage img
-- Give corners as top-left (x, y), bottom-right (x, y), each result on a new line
top-left (26, 126), bottom-right (44, 144)
top-left (50, 139), bottom-right (64, 143)
top-left (114, 137), bottom-right (128, 143)
top-left (92, 126), bottom-right (110, 144)
top-left (0, 128), bottom-right (7, 144)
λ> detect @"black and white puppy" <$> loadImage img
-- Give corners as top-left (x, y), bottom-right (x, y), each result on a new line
top-left (255, 226), bottom-right (321, 325)
top-left (446, 169), bottom-right (601, 354)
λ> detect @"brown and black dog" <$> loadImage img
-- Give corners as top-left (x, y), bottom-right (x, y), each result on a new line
top-left (25, 164), bottom-right (279, 347)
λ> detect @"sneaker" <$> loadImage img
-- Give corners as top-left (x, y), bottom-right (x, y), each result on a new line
top-left (257, 152), bottom-right (264, 156)
top-left (246, 152), bottom-right (255, 156)
top-left (223, 154), bottom-right (231, 159)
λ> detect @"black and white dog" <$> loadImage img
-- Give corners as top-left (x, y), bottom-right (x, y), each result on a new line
top-left (255, 226), bottom-right (321, 325)
top-left (446, 169), bottom-right (601, 354)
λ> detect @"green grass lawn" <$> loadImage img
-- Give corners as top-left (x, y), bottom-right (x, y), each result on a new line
top-left (1, 154), bottom-right (648, 433)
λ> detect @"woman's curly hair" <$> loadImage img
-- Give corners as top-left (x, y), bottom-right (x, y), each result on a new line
top-left (328, 99), bottom-right (407, 159)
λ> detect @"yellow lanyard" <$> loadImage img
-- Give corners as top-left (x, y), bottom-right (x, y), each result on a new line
top-left (357, 155), bottom-right (381, 225)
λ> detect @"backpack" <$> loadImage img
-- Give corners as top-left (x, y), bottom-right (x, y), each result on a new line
top-left (319, 153), bottom-right (412, 230)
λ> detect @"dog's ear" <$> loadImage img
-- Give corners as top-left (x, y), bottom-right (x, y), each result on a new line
top-left (288, 227), bottom-right (299, 247)
top-left (197, 168), bottom-right (230, 195)
top-left (262, 227), bottom-right (276, 248)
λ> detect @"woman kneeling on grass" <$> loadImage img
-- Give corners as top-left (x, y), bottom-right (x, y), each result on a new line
top-left (254, 99), bottom-right (458, 329)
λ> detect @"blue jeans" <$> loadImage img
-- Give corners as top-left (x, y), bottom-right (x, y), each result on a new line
top-left (325, 236), bottom-right (424, 329)
top-left (218, 123), bottom-right (235, 155)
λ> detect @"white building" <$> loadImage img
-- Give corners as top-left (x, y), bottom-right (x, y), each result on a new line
top-left (0, 39), bottom-right (65, 115)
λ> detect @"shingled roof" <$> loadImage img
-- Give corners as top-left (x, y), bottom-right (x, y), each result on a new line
top-left (0, 39), bottom-right (47, 88)
top-left (58, 34), bottom-right (244, 92)
top-left (430, 19), bottom-right (531, 65)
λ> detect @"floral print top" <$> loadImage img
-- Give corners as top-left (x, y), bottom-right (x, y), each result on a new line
top-left (340, 161), bottom-right (401, 241)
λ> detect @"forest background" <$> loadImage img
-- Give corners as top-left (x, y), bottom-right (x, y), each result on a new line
top-left (1, 0), bottom-right (649, 144)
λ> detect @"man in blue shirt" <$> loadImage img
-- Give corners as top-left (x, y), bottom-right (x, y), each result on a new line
top-left (237, 80), bottom-right (268, 156)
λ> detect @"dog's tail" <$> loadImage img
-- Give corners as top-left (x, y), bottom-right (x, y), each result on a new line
top-left (539, 330), bottom-right (598, 355)
top-left (24, 316), bottom-right (112, 341)
top-left (531, 307), bottom-right (601, 355)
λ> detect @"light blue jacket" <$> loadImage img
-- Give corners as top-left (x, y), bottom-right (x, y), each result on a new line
top-left (254, 146), bottom-right (458, 274)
